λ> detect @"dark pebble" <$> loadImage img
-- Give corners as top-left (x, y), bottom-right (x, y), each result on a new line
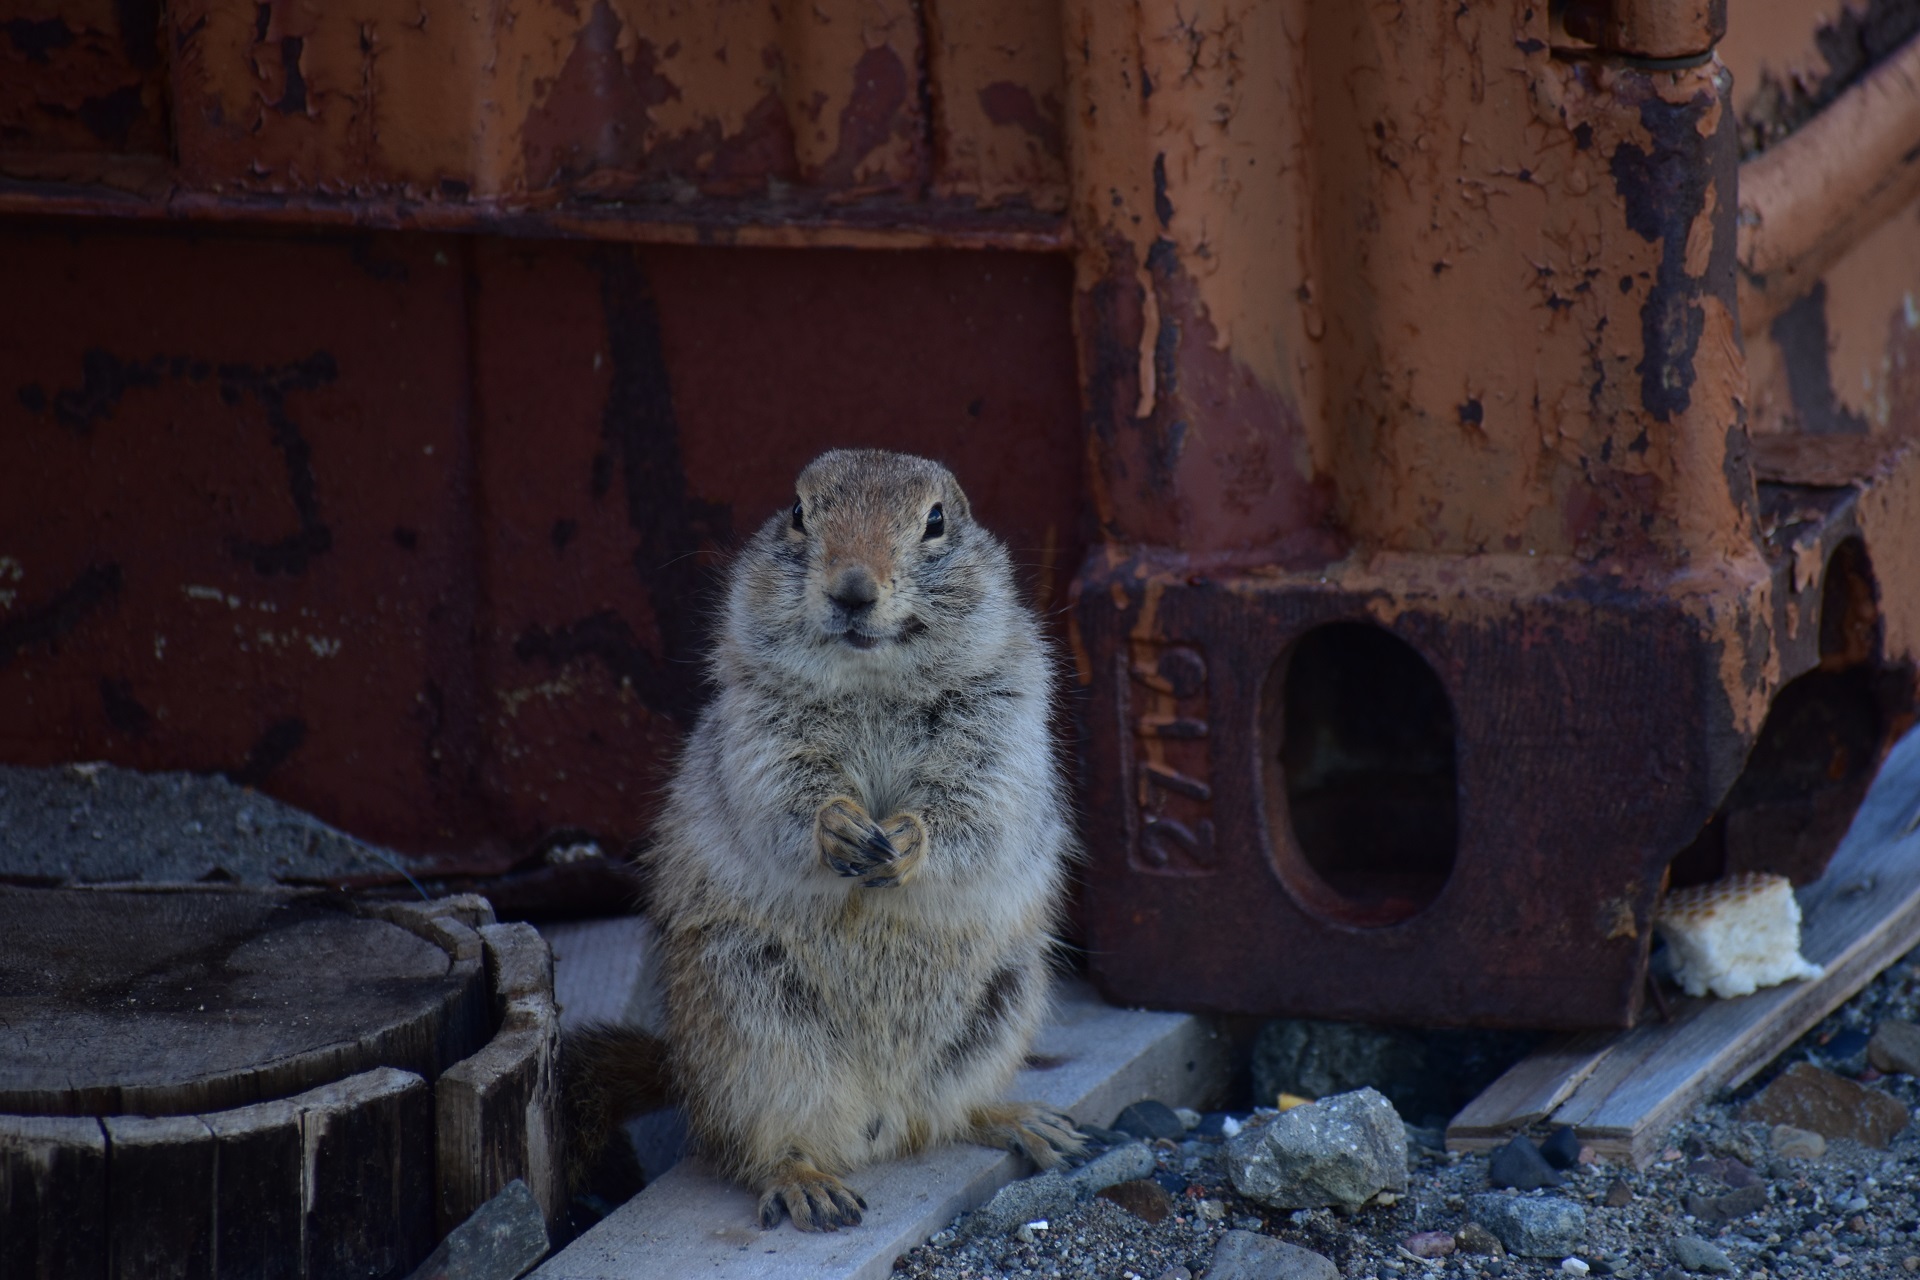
top-left (1112, 1100), bottom-right (1188, 1142)
top-left (1191, 1112), bottom-right (1243, 1139)
top-left (1539, 1125), bottom-right (1581, 1170)
top-left (1684, 1183), bottom-right (1768, 1224)
top-left (1487, 1136), bottom-right (1563, 1190)
top-left (1098, 1178), bottom-right (1175, 1224)
top-left (1152, 1169), bottom-right (1187, 1196)
top-left (1821, 1027), bottom-right (1873, 1074)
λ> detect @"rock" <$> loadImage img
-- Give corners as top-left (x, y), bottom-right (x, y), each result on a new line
top-left (1768, 1122), bottom-right (1827, 1159)
top-left (1249, 1019), bottom-right (1536, 1128)
top-left (1403, 1122), bottom-right (1447, 1152)
top-left (1157, 1270), bottom-right (1195, 1280)
top-left (1455, 1223), bottom-right (1505, 1256)
top-left (1683, 1183), bottom-right (1767, 1223)
top-left (1540, 1126), bottom-right (1582, 1170)
top-left (1687, 1156), bottom-right (1760, 1189)
top-left (1202, 1230), bottom-right (1340, 1280)
top-left (1098, 1178), bottom-right (1174, 1224)
top-left (404, 1179), bottom-right (548, 1280)
top-left (1405, 1231), bottom-right (1456, 1258)
top-left (1870, 1020), bottom-right (1920, 1075)
top-left (1467, 1193), bottom-right (1588, 1258)
top-left (1603, 1180), bottom-right (1633, 1208)
top-left (1113, 1100), bottom-right (1189, 1142)
top-left (1225, 1088), bottom-right (1409, 1211)
top-left (967, 1140), bottom-right (1156, 1236)
top-left (1488, 1136), bottom-right (1564, 1189)
top-left (1069, 1141), bottom-right (1157, 1195)
top-left (1193, 1112), bottom-right (1243, 1138)
top-left (1669, 1235), bottom-right (1734, 1274)
top-left (1562, 1260), bottom-right (1590, 1276)
top-left (961, 1172), bottom-right (1078, 1238)
top-left (1742, 1063), bottom-right (1908, 1147)
top-left (1174, 1107), bottom-right (1202, 1129)
top-left (1818, 1027), bottom-right (1873, 1075)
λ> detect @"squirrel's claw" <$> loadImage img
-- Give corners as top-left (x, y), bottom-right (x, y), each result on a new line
top-left (970, 1102), bottom-right (1090, 1172)
top-left (758, 1166), bottom-right (866, 1232)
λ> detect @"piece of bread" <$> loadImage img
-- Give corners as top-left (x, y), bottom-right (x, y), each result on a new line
top-left (1654, 873), bottom-right (1823, 999)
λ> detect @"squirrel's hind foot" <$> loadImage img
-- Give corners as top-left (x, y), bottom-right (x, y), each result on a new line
top-left (757, 1160), bottom-right (867, 1232)
top-left (969, 1102), bottom-right (1089, 1171)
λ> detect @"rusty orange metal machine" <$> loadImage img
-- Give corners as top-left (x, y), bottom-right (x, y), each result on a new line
top-left (3, 0), bottom-right (1918, 1027)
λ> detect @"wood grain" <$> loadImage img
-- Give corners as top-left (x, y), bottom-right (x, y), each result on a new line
top-left (436, 924), bottom-right (563, 1234)
top-left (0, 887), bottom-right (486, 1119)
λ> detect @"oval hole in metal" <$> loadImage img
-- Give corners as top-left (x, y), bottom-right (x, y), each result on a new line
top-left (1264, 622), bottom-right (1459, 928)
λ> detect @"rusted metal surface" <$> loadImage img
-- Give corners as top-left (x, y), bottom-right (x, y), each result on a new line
top-left (0, 224), bottom-right (1082, 877)
top-left (5, 0), bottom-right (1920, 1024)
top-left (1063, 0), bottom-right (1920, 1026)
top-left (0, 0), bottom-right (1069, 243)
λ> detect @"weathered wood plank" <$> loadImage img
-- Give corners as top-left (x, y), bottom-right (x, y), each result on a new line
top-left (437, 925), bottom-right (562, 1234)
top-left (0, 1115), bottom-right (108, 1280)
top-left (301, 1068), bottom-right (436, 1280)
top-left (540, 917), bottom-right (662, 1034)
top-left (1443, 1031), bottom-right (1615, 1142)
top-left (532, 979), bottom-right (1231, 1280)
top-left (104, 1114), bottom-right (216, 1280)
top-left (202, 1097), bottom-right (305, 1280)
top-left (1448, 727), bottom-right (1920, 1164)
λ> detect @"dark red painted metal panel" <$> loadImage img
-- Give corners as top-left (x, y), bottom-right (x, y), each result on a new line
top-left (470, 242), bottom-right (1085, 852)
top-left (1, 225), bottom-right (489, 856)
top-left (1, 227), bottom-right (1084, 874)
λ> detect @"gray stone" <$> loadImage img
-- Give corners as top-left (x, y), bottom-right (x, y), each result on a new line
top-left (1112, 1100), bottom-right (1187, 1141)
top-left (405, 1179), bottom-right (548, 1280)
top-left (1225, 1088), bottom-right (1408, 1210)
top-left (1669, 1236), bottom-right (1734, 1274)
top-left (1468, 1193), bottom-right (1588, 1258)
top-left (1068, 1141), bottom-right (1157, 1196)
top-left (1869, 1019), bottom-right (1920, 1075)
top-left (965, 1139), bottom-right (1155, 1237)
top-left (1488, 1136), bottom-right (1563, 1190)
top-left (1202, 1229), bottom-right (1340, 1280)
top-left (1683, 1183), bottom-right (1767, 1223)
top-left (1769, 1123), bottom-right (1826, 1160)
top-left (960, 1172), bottom-right (1078, 1238)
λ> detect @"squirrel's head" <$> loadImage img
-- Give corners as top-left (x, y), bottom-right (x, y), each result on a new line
top-left (726, 449), bottom-right (1014, 689)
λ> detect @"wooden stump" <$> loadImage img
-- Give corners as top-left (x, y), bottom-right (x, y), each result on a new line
top-left (0, 887), bottom-right (560, 1280)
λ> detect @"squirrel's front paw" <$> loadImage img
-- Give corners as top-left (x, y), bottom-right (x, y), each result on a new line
top-left (814, 799), bottom-right (926, 888)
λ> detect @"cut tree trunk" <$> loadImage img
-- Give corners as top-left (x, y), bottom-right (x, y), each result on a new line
top-left (0, 887), bottom-right (559, 1280)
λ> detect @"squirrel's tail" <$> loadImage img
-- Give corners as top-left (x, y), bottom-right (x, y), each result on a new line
top-left (561, 1024), bottom-right (676, 1190)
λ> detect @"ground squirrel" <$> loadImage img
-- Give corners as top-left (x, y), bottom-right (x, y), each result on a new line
top-left (566, 448), bottom-right (1084, 1230)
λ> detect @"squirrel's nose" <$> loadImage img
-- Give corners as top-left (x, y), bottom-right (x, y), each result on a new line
top-left (829, 568), bottom-right (879, 613)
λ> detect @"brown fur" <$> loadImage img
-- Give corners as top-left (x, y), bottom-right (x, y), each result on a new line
top-left (568, 450), bottom-right (1083, 1230)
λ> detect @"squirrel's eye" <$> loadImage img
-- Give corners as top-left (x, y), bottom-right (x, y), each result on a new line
top-left (791, 499), bottom-right (805, 534)
top-left (922, 503), bottom-right (945, 541)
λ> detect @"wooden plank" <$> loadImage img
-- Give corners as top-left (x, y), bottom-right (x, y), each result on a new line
top-left (1448, 727), bottom-right (1920, 1164)
top-left (436, 925), bottom-right (563, 1235)
top-left (301, 1068), bottom-right (436, 1280)
top-left (104, 1115), bottom-right (216, 1280)
top-left (202, 1097), bottom-right (305, 1280)
top-left (540, 916), bottom-right (663, 1034)
top-left (0, 1115), bottom-right (108, 1280)
top-left (1445, 1031), bottom-right (1615, 1143)
top-left (531, 979), bottom-right (1231, 1280)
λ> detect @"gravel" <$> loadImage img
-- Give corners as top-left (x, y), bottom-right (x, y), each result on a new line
top-left (894, 940), bottom-right (1920, 1280)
